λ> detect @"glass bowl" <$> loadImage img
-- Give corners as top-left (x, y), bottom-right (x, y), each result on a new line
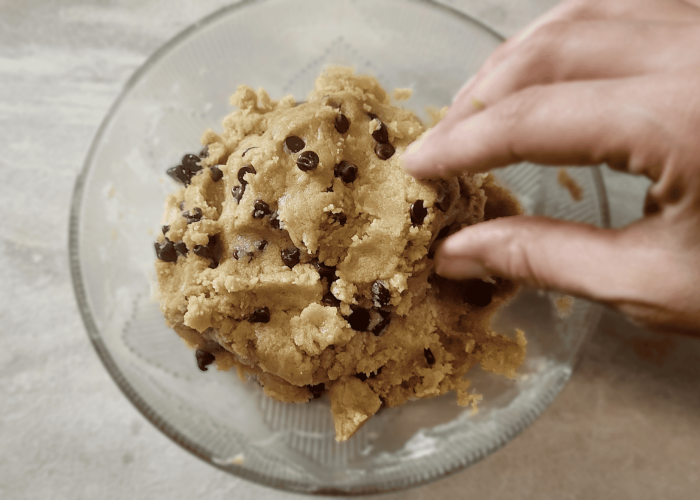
top-left (70, 0), bottom-right (609, 495)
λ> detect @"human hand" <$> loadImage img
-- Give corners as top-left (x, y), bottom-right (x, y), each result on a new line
top-left (401, 0), bottom-right (700, 335)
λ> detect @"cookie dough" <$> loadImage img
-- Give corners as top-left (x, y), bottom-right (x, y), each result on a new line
top-left (154, 66), bottom-right (526, 441)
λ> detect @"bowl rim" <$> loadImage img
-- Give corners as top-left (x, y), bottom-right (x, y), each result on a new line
top-left (69, 0), bottom-right (610, 495)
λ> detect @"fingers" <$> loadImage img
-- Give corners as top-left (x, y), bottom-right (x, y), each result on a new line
top-left (402, 77), bottom-right (668, 180)
top-left (444, 21), bottom-right (700, 131)
top-left (434, 216), bottom-right (665, 305)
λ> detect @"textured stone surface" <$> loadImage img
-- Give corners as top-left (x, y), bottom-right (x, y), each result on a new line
top-left (1, 1), bottom-right (698, 499)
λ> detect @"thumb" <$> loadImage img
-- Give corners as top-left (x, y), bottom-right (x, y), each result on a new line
top-left (435, 215), bottom-right (667, 305)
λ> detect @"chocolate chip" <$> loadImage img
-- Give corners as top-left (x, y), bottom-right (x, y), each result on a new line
top-left (253, 200), bottom-right (271, 219)
top-left (312, 259), bottom-right (337, 283)
top-left (321, 292), bottom-right (340, 307)
top-left (462, 279), bottom-right (494, 307)
top-left (182, 154), bottom-right (201, 168)
top-left (154, 239), bottom-right (177, 262)
top-left (346, 308), bottom-right (371, 331)
top-left (231, 185), bottom-right (245, 203)
top-left (249, 306), bottom-right (270, 323)
top-left (375, 142), bottom-right (395, 160)
top-left (436, 184), bottom-right (451, 212)
top-left (331, 213), bottom-right (347, 226)
top-left (242, 146), bottom-right (257, 157)
top-left (371, 281), bottom-right (391, 307)
top-left (410, 200), bottom-right (428, 226)
top-left (371, 310), bottom-right (392, 336)
top-left (367, 112), bottom-right (377, 120)
top-left (199, 145), bottom-right (210, 158)
top-left (161, 225), bottom-right (170, 235)
top-left (193, 234), bottom-right (222, 269)
top-left (210, 165), bottom-right (223, 182)
top-left (356, 372), bottom-right (369, 382)
top-left (297, 151), bottom-right (319, 172)
top-left (166, 165), bottom-right (191, 186)
top-left (269, 211), bottom-right (281, 229)
top-left (424, 348), bottom-right (436, 366)
top-left (195, 349), bottom-right (215, 371)
top-left (254, 240), bottom-right (268, 251)
top-left (335, 114), bottom-right (350, 134)
top-left (173, 241), bottom-right (188, 256)
top-left (284, 136), bottom-right (305, 153)
top-left (281, 247), bottom-right (300, 268)
top-left (183, 207), bottom-right (203, 224)
top-left (371, 118), bottom-right (389, 144)
top-left (308, 383), bottom-right (325, 399)
top-left (334, 160), bottom-right (358, 183)
top-left (237, 165), bottom-right (256, 185)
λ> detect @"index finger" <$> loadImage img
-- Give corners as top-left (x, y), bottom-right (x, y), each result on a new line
top-left (401, 76), bottom-right (667, 181)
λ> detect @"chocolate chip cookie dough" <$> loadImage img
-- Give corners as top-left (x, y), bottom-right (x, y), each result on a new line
top-left (154, 66), bottom-right (526, 441)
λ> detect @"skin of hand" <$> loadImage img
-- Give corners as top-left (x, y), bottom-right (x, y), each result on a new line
top-left (401, 0), bottom-right (700, 336)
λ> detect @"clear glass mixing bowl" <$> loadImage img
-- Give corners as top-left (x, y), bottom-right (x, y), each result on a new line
top-left (70, 0), bottom-right (609, 495)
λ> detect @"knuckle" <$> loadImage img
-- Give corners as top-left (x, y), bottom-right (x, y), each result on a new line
top-left (493, 85), bottom-right (546, 133)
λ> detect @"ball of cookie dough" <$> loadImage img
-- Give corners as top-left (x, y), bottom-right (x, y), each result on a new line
top-left (155, 66), bottom-right (525, 441)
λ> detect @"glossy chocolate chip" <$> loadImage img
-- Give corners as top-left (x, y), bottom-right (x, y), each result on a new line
top-left (281, 247), bottom-right (300, 268)
top-left (199, 145), bottom-right (210, 158)
top-left (166, 165), bottom-right (191, 186)
top-left (242, 146), bottom-right (257, 157)
top-left (284, 135), bottom-right (305, 153)
top-left (269, 211), bottom-right (281, 229)
top-left (436, 184), bottom-right (450, 212)
top-left (193, 234), bottom-right (222, 269)
top-left (312, 259), bottom-right (337, 283)
top-left (183, 207), bottom-right (203, 224)
top-left (237, 165), bottom-right (256, 185)
top-left (253, 200), bottom-right (271, 219)
top-left (173, 241), bottom-right (188, 256)
top-left (154, 239), bottom-right (177, 262)
top-left (182, 154), bottom-right (201, 168)
top-left (231, 185), bottom-right (245, 203)
top-left (321, 292), bottom-right (340, 307)
top-left (371, 281), bottom-right (391, 307)
top-left (334, 114), bottom-right (350, 134)
top-left (410, 200), bottom-right (428, 226)
top-left (195, 349), bottom-right (215, 371)
top-left (210, 165), bottom-right (223, 182)
top-left (254, 240), bottom-right (268, 251)
top-left (308, 383), bottom-right (325, 399)
top-left (249, 306), bottom-right (270, 323)
top-left (334, 160), bottom-right (358, 184)
top-left (346, 308), bottom-right (371, 331)
top-left (297, 151), bottom-right (319, 172)
top-left (161, 225), bottom-right (170, 235)
top-left (375, 142), bottom-right (395, 160)
top-left (424, 348), bottom-right (436, 366)
top-left (371, 119), bottom-right (389, 144)
top-left (372, 310), bottom-right (391, 336)
top-left (462, 279), bottom-right (494, 307)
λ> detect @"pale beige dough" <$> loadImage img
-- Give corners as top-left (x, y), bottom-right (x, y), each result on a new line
top-left (154, 66), bottom-right (526, 441)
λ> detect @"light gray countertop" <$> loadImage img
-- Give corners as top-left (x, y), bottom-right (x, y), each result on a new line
top-left (2, 1), bottom-right (699, 498)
